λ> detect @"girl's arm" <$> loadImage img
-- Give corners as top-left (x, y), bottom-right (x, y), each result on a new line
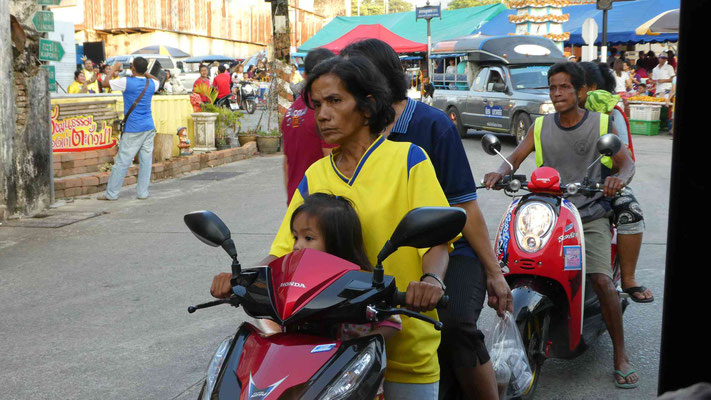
top-left (370, 326), bottom-right (398, 341)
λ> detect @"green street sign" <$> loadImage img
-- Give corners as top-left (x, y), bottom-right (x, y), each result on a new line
top-left (39, 39), bottom-right (64, 62)
top-left (37, 0), bottom-right (62, 5)
top-left (41, 65), bottom-right (56, 92)
top-left (33, 11), bottom-right (54, 32)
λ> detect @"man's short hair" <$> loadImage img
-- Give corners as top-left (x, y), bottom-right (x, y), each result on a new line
top-left (74, 70), bottom-right (83, 79)
top-left (218, 64), bottom-right (226, 73)
top-left (304, 48), bottom-right (335, 76)
top-left (548, 62), bottom-right (585, 92)
top-left (340, 39), bottom-right (408, 102)
top-left (132, 57), bottom-right (149, 74)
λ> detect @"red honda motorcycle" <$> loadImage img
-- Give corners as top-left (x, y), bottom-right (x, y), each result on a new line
top-left (480, 133), bottom-right (630, 398)
top-left (184, 207), bottom-right (465, 400)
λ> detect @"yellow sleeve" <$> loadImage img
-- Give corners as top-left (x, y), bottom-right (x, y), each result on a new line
top-left (67, 82), bottom-right (80, 94)
top-left (406, 145), bottom-right (461, 257)
top-left (269, 178), bottom-right (306, 257)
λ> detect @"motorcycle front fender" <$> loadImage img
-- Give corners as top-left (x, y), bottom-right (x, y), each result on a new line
top-left (510, 284), bottom-right (554, 326)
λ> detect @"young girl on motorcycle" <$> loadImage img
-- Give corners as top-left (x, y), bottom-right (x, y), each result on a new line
top-left (290, 192), bottom-right (402, 342)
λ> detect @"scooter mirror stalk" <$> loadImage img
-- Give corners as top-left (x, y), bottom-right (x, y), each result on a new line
top-left (480, 134), bottom-right (516, 182)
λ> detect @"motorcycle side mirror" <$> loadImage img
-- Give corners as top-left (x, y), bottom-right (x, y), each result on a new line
top-left (184, 211), bottom-right (238, 261)
top-left (481, 134), bottom-right (501, 156)
top-left (597, 133), bottom-right (622, 157)
top-left (376, 207), bottom-right (467, 265)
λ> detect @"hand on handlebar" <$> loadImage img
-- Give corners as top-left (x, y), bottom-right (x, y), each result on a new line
top-left (603, 176), bottom-right (626, 198)
top-left (482, 172), bottom-right (504, 190)
top-left (405, 280), bottom-right (444, 312)
top-left (210, 272), bottom-right (233, 299)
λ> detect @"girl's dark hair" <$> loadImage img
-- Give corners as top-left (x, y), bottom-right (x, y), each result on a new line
top-left (547, 62), bottom-right (585, 92)
top-left (303, 56), bottom-right (394, 135)
top-left (340, 39), bottom-right (408, 102)
top-left (578, 61), bottom-right (615, 93)
top-left (290, 193), bottom-right (372, 271)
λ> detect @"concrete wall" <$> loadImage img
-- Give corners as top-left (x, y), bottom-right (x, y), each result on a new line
top-left (1, 0), bottom-right (18, 220)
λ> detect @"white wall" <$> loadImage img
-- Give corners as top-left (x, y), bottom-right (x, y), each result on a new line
top-left (48, 20), bottom-right (77, 94)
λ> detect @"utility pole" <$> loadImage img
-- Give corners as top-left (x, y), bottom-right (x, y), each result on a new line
top-left (596, 0), bottom-right (613, 62)
top-left (267, 0), bottom-right (290, 63)
top-left (416, 1), bottom-right (441, 80)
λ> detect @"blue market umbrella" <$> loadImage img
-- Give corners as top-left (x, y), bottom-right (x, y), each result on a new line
top-left (131, 45), bottom-right (191, 58)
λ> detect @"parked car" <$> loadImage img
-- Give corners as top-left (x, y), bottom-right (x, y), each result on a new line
top-left (430, 35), bottom-right (566, 142)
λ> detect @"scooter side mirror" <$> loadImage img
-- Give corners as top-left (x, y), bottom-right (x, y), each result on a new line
top-left (481, 134), bottom-right (502, 156)
top-left (376, 207), bottom-right (467, 264)
top-left (184, 210), bottom-right (231, 247)
top-left (184, 210), bottom-right (239, 261)
top-left (597, 133), bottom-right (622, 157)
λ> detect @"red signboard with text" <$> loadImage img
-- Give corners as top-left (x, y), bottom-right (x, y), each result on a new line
top-left (51, 106), bottom-right (117, 153)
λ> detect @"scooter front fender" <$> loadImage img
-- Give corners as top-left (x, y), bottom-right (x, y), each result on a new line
top-left (510, 283), bottom-right (554, 326)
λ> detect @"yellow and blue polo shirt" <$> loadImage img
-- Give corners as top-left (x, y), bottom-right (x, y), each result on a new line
top-left (270, 135), bottom-right (457, 384)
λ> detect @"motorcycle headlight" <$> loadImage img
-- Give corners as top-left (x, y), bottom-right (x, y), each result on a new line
top-left (319, 342), bottom-right (376, 400)
top-left (515, 202), bottom-right (555, 253)
top-left (539, 102), bottom-right (556, 114)
top-left (243, 85), bottom-right (253, 95)
top-left (204, 336), bottom-right (233, 398)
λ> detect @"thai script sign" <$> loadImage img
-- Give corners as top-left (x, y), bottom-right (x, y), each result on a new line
top-left (51, 107), bottom-right (116, 152)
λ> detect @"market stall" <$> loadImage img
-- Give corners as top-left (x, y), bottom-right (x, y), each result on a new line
top-left (627, 95), bottom-right (668, 136)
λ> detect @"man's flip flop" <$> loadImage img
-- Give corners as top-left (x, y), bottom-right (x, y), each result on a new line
top-left (623, 286), bottom-right (654, 303)
top-left (615, 369), bottom-right (639, 389)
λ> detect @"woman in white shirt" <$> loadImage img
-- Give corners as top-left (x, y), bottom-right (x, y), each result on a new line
top-left (613, 59), bottom-right (632, 94)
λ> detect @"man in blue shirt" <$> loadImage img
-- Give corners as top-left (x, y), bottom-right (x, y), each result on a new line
top-left (342, 40), bottom-right (513, 400)
top-left (98, 57), bottom-right (159, 200)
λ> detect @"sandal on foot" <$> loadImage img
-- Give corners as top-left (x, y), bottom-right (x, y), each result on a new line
top-left (615, 369), bottom-right (639, 389)
top-left (623, 286), bottom-right (654, 303)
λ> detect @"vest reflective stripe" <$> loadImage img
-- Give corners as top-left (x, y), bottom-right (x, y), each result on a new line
top-left (533, 113), bottom-right (612, 168)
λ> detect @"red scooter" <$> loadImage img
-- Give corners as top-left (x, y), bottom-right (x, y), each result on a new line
top-left (184, 207), bottom-right (465, 400)
top-left (480, 133), bottom-right (630, 398)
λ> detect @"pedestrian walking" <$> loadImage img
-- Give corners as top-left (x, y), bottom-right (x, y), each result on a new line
top-left (97, 56), bottom-right (159, 201)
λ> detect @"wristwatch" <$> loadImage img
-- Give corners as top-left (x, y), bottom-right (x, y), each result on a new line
top-left (420, 273), bottom-right (446, 291)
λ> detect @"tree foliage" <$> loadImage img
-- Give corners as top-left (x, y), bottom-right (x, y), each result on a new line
top-left (447, 0), bottom-right (501, 9)
top-left (352, 0), bottom-right (413, 16)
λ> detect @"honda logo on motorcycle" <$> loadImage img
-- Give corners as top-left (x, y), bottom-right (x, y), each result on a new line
top-left (280, 281), bottom-right (306, 289)
top-left (248, 375), bottom-right (287, 399)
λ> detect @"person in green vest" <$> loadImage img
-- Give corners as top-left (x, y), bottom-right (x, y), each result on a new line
top-left (483, 62), bottom-right (639, 389)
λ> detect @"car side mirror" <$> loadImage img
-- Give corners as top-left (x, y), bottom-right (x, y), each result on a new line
top-left (493, 82), bottom-right (506, 92)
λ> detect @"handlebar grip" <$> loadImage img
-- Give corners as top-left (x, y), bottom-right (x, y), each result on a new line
top-left (393, 291), bottom-right (449, 309)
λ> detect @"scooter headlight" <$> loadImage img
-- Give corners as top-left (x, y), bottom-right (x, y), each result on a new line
top-left (242, 84), bottom-right (254, 95)
top-left (319, 342), bottom-right (376, 400)
top-left (204, 336), bottom-right (233, 398)
top-left (515, 202), bottom-right (555, 253)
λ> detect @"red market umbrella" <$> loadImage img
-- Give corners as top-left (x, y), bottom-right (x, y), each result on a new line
top-left (321, 24), bottom-right (427, 54)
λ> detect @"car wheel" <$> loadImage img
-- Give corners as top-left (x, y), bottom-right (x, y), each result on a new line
top-left (448, 107), bottom-right (467, 138)
top-left (512, 113), bottom-right (532, 144)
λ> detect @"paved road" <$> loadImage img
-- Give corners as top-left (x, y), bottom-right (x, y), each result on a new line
top-left (0, 129), bottom-right (671, 399)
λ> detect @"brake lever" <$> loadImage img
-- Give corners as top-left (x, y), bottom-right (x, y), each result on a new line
top-left (188, 295), bottom-right (239, 314)
top-left (367, 305), bottom-right (443, 331)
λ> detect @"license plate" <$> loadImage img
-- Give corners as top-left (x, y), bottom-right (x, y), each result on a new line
top-left (229, 103), bottom-right (238, 110)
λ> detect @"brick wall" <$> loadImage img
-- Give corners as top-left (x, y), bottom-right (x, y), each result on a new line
top-left (52, 148), bottom-right (119, 178)
top-left (53, 141), bottom-right (258, 199)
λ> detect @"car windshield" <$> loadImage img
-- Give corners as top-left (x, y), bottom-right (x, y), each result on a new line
top-left (509, 66), bottom-right (550, 90)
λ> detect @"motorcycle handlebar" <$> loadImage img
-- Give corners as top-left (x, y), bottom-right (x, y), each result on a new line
top-left (392, 291), bottom-right (449, 309)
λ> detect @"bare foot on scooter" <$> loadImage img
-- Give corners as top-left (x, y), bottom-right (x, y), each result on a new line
top-left (622, 278), bottom-right (654, 303)
top-left (614, 359), bottom-right (639, 388)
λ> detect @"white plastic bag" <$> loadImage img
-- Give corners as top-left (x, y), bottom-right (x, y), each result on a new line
top-left (485, 311), bottom-right (533, 399)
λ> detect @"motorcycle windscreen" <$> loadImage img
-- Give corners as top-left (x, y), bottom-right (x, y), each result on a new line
top-left (236, 325), bottom-right (342, 399)
top-left (269, 248), bottom-right (360, 322)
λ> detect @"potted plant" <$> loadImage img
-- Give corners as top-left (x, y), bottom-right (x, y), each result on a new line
top-left (256, 129), bottom-right (282, 154)
top-left (238, 129), bottom-right (258, 146)
top-left (201, 103), bottom-right (242, 151)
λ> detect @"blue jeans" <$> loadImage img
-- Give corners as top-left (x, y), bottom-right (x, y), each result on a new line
top-left (383, 381), bottom-right (439, 400)
top-left (105, 129), bottom-right (155, 199)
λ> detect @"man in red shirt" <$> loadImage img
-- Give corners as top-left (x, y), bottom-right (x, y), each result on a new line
top-left (212, 65), bottom-right (232, 102)
top-left (281, 48), bottom-right (336, 205)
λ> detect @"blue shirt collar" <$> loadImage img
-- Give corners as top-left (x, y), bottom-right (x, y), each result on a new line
top-left (391, 98), bottom-right (417, 135)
